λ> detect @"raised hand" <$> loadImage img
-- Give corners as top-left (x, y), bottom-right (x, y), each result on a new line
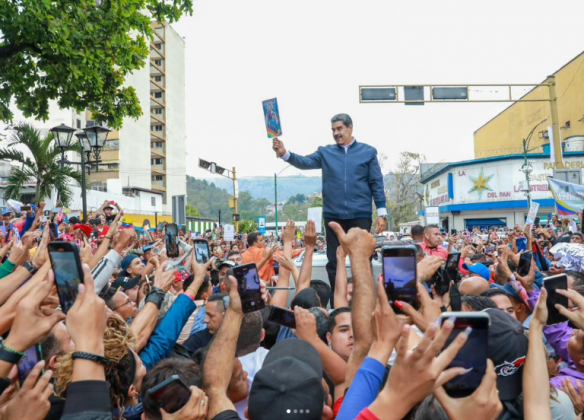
top-left (304, 220), bottom-right (317, 248)
top-left (65, 265), bottom-right (107, 355)
top-left (376, 317), bottom-right (470, 414)
top-left (272, 138), bottom-right (286, 157)
top-left (434, 359), bottom-right (502, 420)
top-left (293, 306), bottom-right (318, 343)
top-left (3, 271), bottom-right (66, 353)
top-left (161, 386), bottom-right (209, 420)
top-left (282, 220), bottom-right (296, 244)
top-left (329, 222), bottom-right (375, 259)
top-left (154, 262), bottom-right (178, 292)
top-left (5, 361), bottom-right (54, 420)
top-left (417, 256), bottom-right (444, 283)
top-left (397, 282), bottom-right (442, 332)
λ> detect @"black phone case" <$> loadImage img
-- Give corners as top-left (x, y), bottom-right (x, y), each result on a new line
top-left (48, 242), bottom-right (85, 314)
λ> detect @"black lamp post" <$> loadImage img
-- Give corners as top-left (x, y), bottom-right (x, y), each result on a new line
top-left (50, 123), bottom-right (110, 222)
top-left (50, 124), bottom-right (77, 171)
top-left (83, 125), bottom-right (110, 172)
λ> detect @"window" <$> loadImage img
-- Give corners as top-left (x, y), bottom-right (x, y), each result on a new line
top-left (153, 92), bottom-right (162, 99)
top-left (153, 175), bottom-right (163, 181)
top-left (153, 108), bottom-right (163, 115)
top-left (154, 76), bottom-right (162, 82)
top-left (151, 197), bottom-right (156, 206)
top-left (150, 125), bottom-right (163, 132)
top-left (154, 60), bottom-right (162, 66)
top-left (156, 142), bottom-right (163, 148)
top-left (155, 43), bottom-right (162, 50)
top-left (151, 158), bottom-right (162, 165)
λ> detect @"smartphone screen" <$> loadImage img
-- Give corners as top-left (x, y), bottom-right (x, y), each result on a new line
top-left (382, 246), bottom-right (418, 312)
top-left (544, 274), bottom-right (569, 325)
top-left (517, 251), bottom-right (533, 277)
top-left (233, 263), bottom-right (265, 313)
top-left (48, 242), bottom-right (84, 313)
top-left (148, 375), bottom-right (191, 413)
top-left (165, 224), bottom-right (179, 258)
top-left (194, 239), bottom-right (210, 264)
top-left (441, 312), bottom-right (489, 398)
top-left (268, 306), bottom-right (296, 329)
top-left (445, 253), bottom-right (460, 279)
top-left (17, 345), bottom-right (42, 386)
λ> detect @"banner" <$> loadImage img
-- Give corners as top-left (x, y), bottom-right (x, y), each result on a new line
top-left (258, 216), bottom-right (267, 234)
top-left (262, 98), bottom-right (282, 138)
top-left (547, 177), bottom-right (584, 219)
top-left (307, 207), bottom-right (323, 233)
top-left (525, 201), bottom-right (540, 225)
top-left (224, 224), bottom-right (235, 242)
top-left (425, 206), bottom-right (440, 225)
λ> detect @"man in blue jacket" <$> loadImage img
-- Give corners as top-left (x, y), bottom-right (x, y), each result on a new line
top-left (272, 113), bottom-right (387, 299)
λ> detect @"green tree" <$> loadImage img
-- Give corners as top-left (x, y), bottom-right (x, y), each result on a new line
top-left (0, 0), bottom-right (193, 128)
top-left (238, 221), bottom-right (257, 234)
top-left (0, 123), bottom-right (82, 206)
top-left (381, 152), bottom-right (424, 231)
top-left (186, 204), bottom-right (201, 217)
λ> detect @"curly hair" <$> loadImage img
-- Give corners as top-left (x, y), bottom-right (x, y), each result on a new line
top-left (55, 314), bottom-right (138, 418)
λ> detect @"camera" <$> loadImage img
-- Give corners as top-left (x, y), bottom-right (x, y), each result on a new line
top-left (428, 253), bottom-right (461, 296)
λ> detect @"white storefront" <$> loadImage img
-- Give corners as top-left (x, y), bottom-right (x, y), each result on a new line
top-left (420, 152), bottom-right (584, 230)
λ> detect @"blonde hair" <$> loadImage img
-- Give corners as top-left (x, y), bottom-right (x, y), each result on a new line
top-left (55, 314), bottom-right (137, 417)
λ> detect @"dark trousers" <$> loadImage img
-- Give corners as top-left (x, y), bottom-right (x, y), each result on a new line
top-left (324, 217), bottom-right (372, 307)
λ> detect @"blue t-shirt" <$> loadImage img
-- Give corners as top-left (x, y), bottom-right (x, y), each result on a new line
top-left (336, 357), bottom-right (387, 420)
top-left (276, 326), bottom-right (297, 343)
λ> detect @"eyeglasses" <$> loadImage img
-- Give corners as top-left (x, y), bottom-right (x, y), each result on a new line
top-left (113, 299), bottom-right (132, 311)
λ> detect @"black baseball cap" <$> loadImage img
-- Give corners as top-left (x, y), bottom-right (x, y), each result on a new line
top-left (110, 274), bottom-right (141, 292)
top-left (248, 340), bottom-right (324, 420)
top-left (485, 308), bottom-right (528, 401)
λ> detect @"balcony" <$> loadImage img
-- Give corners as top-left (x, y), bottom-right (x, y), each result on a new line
top-left (151, 148), bottom-right (166, 158)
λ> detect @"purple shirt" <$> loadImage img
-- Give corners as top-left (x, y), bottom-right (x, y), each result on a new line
top-left (550, 367), bottom-right (584, 392)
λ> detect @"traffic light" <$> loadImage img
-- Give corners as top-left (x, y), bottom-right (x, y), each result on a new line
top-left (232, 214), bottom-right (240, 222)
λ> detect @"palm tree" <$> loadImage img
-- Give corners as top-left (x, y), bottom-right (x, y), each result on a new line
top-left (0, 123), bottom-right (82, 206)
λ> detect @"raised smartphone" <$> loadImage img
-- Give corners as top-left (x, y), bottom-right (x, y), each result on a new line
top-left (543, 274), bottom-right (569, 325)
top-left (165, 223), bottom-right (180, 258)
top-left (268, 306), bottom-right (296, 329)
top-left (147, 375), bottom-right (191, 413)
top-left (48, 242), bottom-right (84, 313)
top-left (441, 312), bottom-right (490, 398)
top-left (382, 246), bottom-right (418, 312)
top-left (17, 345), bottom-right (43, 386)
top-left (517, 251), bottom-right (533, 277)
top-left (194, 239), bottom-right (210, 264)
top-left (233, 263), bottom-right (265, 313)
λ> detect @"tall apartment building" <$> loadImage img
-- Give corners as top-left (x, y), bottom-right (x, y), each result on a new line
top-left (88, 22), bottom-right (187, 215)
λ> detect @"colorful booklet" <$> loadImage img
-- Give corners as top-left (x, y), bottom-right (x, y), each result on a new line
top-left (262, 98), bottom-right (282, 138)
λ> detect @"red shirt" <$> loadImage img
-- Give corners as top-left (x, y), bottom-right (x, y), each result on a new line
top-left (355, 408), bottom-right (380, 420)
top-left (420, 241), bottom-right (448, 260)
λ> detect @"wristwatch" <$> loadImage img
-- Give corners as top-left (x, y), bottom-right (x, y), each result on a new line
top-left (71, 352), bottom-right (109, 366)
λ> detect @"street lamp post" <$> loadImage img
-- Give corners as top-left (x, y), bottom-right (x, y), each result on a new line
top-left (521, 119), bottom-right (547, 209)
top-left (50, 123), bottom-right (111, 222)
top-left (274, 165), bottom-right (291, 235)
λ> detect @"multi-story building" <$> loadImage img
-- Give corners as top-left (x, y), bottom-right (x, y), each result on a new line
top-left (88, 21), bottom-right (186, 215)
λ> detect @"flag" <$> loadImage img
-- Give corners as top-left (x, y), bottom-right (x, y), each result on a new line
top-left (547, 177), bottom-right (584, 219)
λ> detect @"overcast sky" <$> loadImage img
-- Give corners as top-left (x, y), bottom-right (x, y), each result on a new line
top-left (173, 0), bottom-right (584, 179)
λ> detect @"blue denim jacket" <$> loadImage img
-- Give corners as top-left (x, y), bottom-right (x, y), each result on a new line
top-left (286, 140), bottom-right (386, 220)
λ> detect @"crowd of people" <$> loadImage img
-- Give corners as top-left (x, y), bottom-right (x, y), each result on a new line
top-left (0, 196), bottom-right (583, 420)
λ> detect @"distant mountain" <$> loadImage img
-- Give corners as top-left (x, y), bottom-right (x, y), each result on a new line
top-left (199, 175), bottom-right (322, 202)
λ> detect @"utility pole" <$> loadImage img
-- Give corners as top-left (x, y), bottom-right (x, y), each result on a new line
top-left (547, 76), bottom-right (562, 164)
top-left (218, 209), bottom-right (221, 227)
top-left (274, 173), bottom-right (278, 234)
top-left (232, 167), bottom-right (239, 232)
